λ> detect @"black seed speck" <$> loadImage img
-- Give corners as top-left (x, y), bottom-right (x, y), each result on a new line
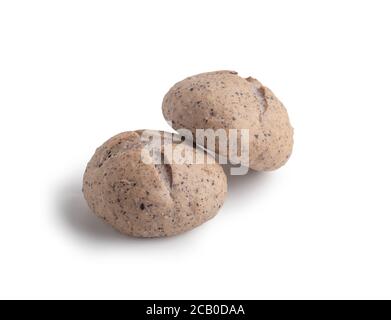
top-left (140, 203), bottom-right (145, 210)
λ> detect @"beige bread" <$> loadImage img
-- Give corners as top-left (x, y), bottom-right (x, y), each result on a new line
top-left (162, 71), bottom-right (294, 171)
top-left (83, 130), bottom-right (227, 237)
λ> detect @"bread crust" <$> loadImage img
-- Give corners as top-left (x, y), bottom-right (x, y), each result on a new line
top-left (162, 71), bottom-right (294, 171)
top-left (83, 130), bottom-right (227, 237)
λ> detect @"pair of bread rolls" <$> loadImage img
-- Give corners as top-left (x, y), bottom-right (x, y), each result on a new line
top-left (83, 71), bottom-right (293, 237)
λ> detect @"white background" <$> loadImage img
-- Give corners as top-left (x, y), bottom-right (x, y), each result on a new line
top-left (1, 0), bottom-right (390, 300)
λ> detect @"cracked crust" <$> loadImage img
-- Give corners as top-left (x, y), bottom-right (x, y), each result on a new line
top-left (162, 70), bottom-right (294, 171)
top-left (82, 130), bottom-right (227, 237)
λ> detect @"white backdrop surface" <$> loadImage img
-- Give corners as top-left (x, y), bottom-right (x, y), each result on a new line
top-left (0, 1), bottom-right (390, 299)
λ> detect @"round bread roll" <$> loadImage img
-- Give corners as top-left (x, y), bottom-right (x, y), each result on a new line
top-left (162, 70), bottom-right (294, 171)
top-left (83, 130), bottom-right (227, 237)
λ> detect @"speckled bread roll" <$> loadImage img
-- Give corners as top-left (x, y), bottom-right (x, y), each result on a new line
top-left (162, 71), bottom-right (294, 171)
top-left (83, 130), bottom-right (227, 237)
